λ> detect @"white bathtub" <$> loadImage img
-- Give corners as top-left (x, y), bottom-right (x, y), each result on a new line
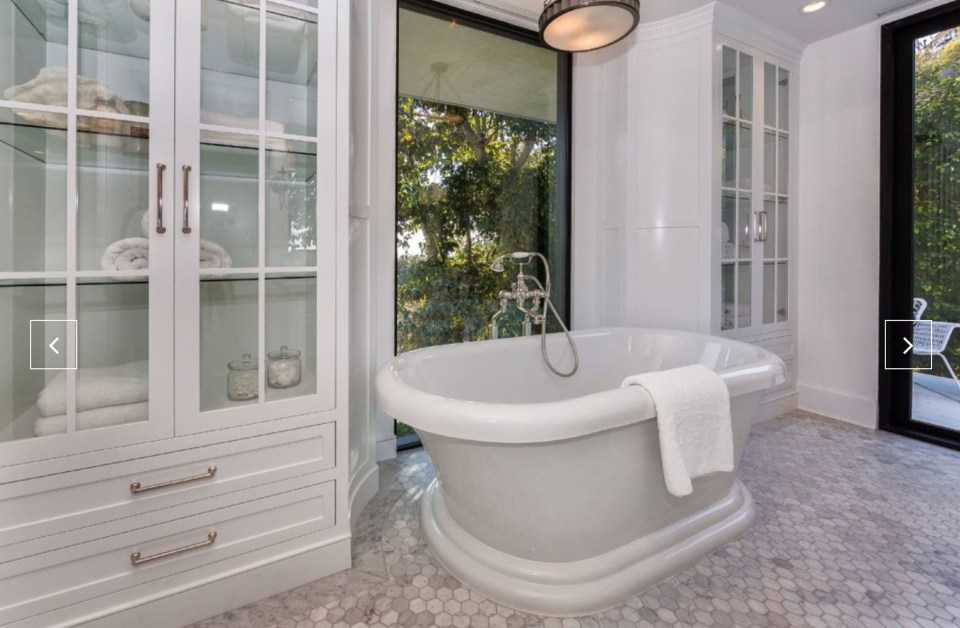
top-left (375, 328), bottom-right (786, 616)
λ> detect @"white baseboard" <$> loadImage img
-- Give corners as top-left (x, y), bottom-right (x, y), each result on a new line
top-left (798, 384), bottom-right (877, 429)
top-left (349, 460), bottom-right (379, 520)
top-left (376, 437), bottom-right (397, 461)
top-left (754, 391), bottom-right (798, 423)
top-left (63, 535), bottom-right (351, 628)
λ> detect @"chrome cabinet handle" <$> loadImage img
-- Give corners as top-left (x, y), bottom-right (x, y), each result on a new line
top-left (182, 164), bottom-right (193, 234)
top-left (130, 466), bottom-right (217, 494)
top-left (131, 531), bottom-right (217, 566)
top-left (754, 210), bottom-right (768, 242)
top-left (156, 163), bottom-right (167, 234)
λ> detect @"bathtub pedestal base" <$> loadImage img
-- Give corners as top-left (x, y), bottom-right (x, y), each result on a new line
top-left (421, 477), bottom-right (756, 617)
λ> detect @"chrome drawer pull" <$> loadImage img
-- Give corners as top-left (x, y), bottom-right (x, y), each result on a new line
top-left (131, 531), bottom-right (217, 566)
top-left (130, 466), bottom-right (217, 494)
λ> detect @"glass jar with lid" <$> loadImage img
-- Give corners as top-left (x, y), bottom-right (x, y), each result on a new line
top-left (227, 353), bottom-right (259, 401)
top-left (267, 345), bottom-right (301, 389)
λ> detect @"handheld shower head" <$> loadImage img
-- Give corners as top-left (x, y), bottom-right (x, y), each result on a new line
top-left (491, 257), bottom-right (506, 272)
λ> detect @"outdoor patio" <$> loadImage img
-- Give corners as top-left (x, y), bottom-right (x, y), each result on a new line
top-left (913, 372), bottom-right (960, 431)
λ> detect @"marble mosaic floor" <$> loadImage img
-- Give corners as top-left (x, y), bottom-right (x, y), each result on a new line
top-left (191, 412), bottom-right (960, 628)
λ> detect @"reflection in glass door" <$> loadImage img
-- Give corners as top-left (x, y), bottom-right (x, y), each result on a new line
top-left (881, 5), bottom-right (960, 450)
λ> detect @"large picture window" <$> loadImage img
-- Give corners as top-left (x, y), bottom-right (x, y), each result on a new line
top-left (395, 1), bottom-right (571, 446)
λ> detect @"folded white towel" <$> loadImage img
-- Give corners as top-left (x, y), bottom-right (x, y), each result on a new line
top-left (34, 401), bottom-right (149, 437)
top-left (37, 360), bottom-right (149, 417)
top-left (199, 239), bottom-right (233, 269)
top-left (4, 67), bottom-right (131, 118)
top-left (622, 364), bottom-right (734, 497)
top-left (722, 242), bottom-right (736, 259)
top-left (101, 237), bottom-right (150, 271)
top-left (200, 110), bottom-right (288, 151)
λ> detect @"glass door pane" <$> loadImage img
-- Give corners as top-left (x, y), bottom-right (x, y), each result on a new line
top-left (761, 59), bottom-right (789, 328)
top-left (184, 0), bottom-right (330, 431)
top-left (910, 27), bottom-right (960, 435)
top-left (0, 0), bottom-right (173, 454)
top-left (719, 46), bottom-right (755, 332)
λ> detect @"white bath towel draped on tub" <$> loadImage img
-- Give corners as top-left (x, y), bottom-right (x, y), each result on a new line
top-left (622, 364), bottom-right (734, 497)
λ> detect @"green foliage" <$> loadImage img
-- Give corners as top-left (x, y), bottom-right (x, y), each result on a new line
top-left (395, 97), bottom-right (559, 354)
top-left (914, 33), bottom-right (960, 372)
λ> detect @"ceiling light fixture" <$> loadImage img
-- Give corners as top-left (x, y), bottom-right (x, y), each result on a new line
top-left (799, 0), bottom-right (828, 15)
top-left (539, 0), bottom-right (640, 53)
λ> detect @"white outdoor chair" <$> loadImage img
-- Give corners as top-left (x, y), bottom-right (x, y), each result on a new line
top-left (913, 297), bottom-right (960, 386)
top-left (914, 297), bottom-right (927, 321)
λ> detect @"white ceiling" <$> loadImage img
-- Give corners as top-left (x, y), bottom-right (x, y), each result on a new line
top-left (398, 9), bottom-right (558, 122)
top-left (476, 0), bottom-right (937, 44)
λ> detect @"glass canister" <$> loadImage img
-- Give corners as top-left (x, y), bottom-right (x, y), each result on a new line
top-left (267, 345), bottom-right (301, 389)
top-left (227, 353), bottom-right (259, 401)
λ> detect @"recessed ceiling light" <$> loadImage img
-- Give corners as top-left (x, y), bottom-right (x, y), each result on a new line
top-left (799, 0), bottom-right (828, 14)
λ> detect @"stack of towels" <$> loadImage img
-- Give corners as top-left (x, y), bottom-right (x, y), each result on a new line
top-left (35, 361), bottom-right (149, 437)
top-left (100, 212), bottom-right (233, 272)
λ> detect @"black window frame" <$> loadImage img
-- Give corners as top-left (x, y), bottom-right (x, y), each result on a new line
top-left (879, 0), bottom-right (960, 452)
top-left (393, 0), bottom-right (573, 450)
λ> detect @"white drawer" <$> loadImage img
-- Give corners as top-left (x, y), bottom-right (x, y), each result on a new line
top-left (0, 478), bottom-right (336, 626)
top-left (0, 422), bottom-right (334, 550)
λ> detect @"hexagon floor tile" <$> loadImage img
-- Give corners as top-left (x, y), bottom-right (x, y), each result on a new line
top-left (190, 412), bottom-right (960, 628)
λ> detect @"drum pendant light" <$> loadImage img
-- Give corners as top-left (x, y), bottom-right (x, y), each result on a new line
top-left (539, 0), bottom-right (640, 52)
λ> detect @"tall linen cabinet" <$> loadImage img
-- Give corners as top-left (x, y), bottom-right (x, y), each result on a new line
top-left (0, 0), bottom-right (351, 626)
top-left (571, 2), bottom-right (802, 420)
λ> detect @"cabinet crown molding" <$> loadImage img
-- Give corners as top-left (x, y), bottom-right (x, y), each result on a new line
top-left (629, 2), bottom-right (715, 42)
top-left (713, 2), bottom-right (805, 63)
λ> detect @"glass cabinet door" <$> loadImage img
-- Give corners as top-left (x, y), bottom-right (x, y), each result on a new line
top-left (720, 46), bottom-right (754, 332)
top-left (0, 0), bottom-right (175, 463)
top-left (762, 62), bottom-right (790, 326)
top-left (175, 0), bottom-right (336, 433)
top-left (719, 44), bottom-right (792, 335)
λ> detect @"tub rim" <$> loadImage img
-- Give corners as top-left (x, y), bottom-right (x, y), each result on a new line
top-left (375, 327), bottom-right (786, 444)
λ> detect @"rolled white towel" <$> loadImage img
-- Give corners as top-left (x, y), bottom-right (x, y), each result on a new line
top-left (101, 237), bottom-right (150, 271)
top-left (200, 239), bottom-right (233, 269)
top-left (35, 401), bottom-right (149, 437)
top-left (105, 219), bottom-right (233, 270)
top-left (37, 360), bottom-right (149, 417)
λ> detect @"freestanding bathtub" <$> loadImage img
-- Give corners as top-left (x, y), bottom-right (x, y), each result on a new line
top-left (375, 328), bottom-right (786, 616)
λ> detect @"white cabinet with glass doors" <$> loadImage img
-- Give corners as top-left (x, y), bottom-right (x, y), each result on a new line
top-left (0, 0), bottom-right (347, 624)
top-left (0, 0), bottom-right (338, 462)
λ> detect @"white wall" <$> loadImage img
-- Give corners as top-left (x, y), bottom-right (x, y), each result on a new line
top-left (348, 0), bottom-right (397, 520)
top-left (572, 7), bottom-right (716, 334)
top-left (797, 22), bottom-right (882, 428)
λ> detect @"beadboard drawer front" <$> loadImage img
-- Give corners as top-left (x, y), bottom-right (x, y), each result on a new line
top-left (0, 422), bottom-right (334, 550)
top-left (0, 479), bottom-right (335, 625)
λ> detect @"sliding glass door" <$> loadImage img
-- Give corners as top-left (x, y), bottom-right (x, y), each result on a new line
top-left (881, 1), bottom-right (960, 450)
